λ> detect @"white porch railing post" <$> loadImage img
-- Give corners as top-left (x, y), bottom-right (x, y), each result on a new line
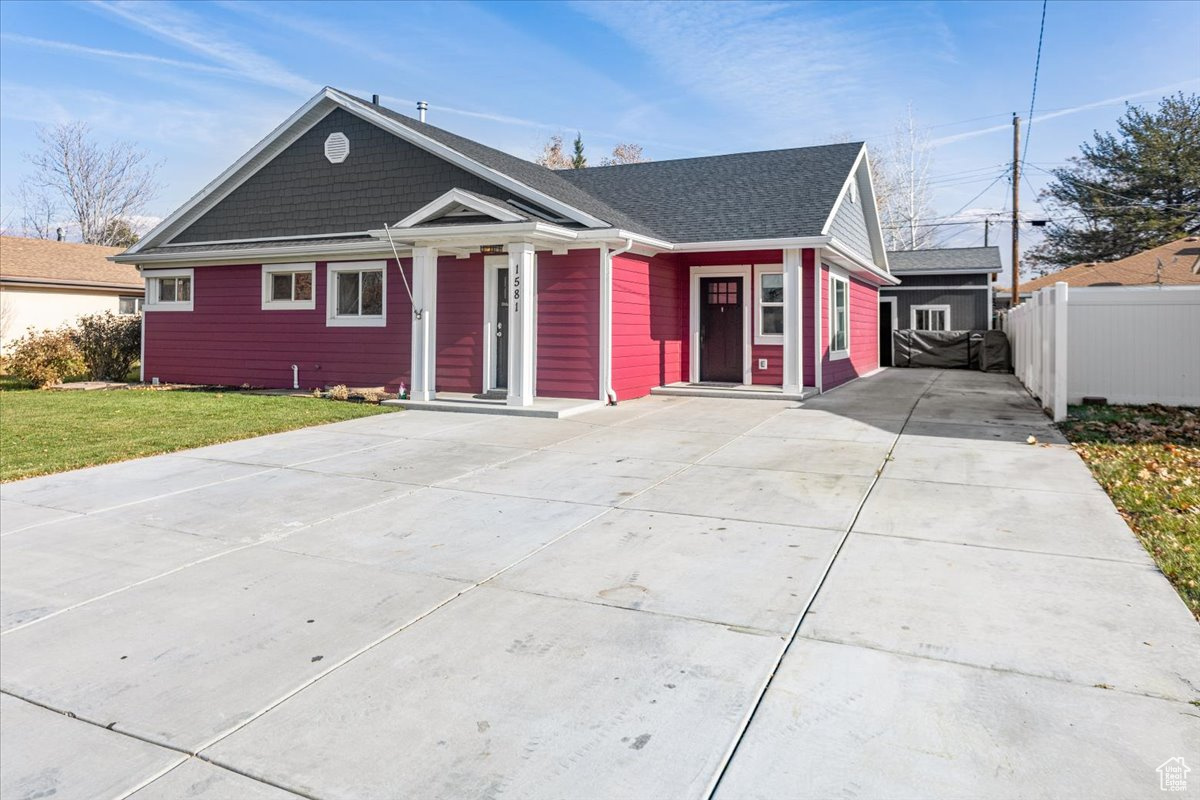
top-left (1051, 281), bottom-right (1069, 421)
top-left (507, 242), bottom-right (537, 407)
top-left (410, 246), bottom-right (438, 402)
top-left (782, 248), bottom-right (804, 394)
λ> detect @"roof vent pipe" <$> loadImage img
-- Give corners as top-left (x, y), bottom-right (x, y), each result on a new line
top-left (56, 227), bottom-right (64, 242)
top-left (371, 94), bottom-right (379, 105)
top-left (417, 100), bottom-right (428, 123)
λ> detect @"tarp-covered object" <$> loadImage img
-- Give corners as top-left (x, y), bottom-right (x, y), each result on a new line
top-left (893, 330), bottom-right (1011, 371)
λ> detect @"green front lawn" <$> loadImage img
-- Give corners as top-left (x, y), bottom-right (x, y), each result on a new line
top-left (0, 387), bottom-right (396, 482)
top-left (1059, 405), bottom-right (1200, 621)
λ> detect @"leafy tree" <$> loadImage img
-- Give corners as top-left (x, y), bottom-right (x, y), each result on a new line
top-left (600, 143), bottom-right (648, 166)
top-left (1028, 92), bottom-right (1200, 268)
top-left (571, 133), bottom-right (587, 169)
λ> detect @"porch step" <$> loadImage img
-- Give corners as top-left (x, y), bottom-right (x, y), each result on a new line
top-left (650, 383), bottom-right (818, 401)
top-left (381, 394), bottom-right (604, 419)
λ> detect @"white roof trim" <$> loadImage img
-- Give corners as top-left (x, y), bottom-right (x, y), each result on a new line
top-left (395, 188), bottom-right (525, 228)
top-left (825, 238), bottom-right (900, 285)
top-left (369, 220), bottom-right (579, 245)
top-left (819, 144), bottom-right (890, 272)
top-left (127, 87), bottom-right (612, 256)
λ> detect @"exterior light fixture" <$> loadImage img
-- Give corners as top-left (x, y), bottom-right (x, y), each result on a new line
top-left (479, 245), bottom-right (506, 255)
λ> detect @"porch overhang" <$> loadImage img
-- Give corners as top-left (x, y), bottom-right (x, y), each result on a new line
top-left (367, 221), bottom-right (581, 249)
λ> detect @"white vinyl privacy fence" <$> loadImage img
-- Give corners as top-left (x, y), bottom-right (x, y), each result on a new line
top-left (1003, 283), bottom-right (1200, 421)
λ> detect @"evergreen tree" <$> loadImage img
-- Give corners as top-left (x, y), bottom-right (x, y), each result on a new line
top-left (571, 133), bottom-right (587, 169)
top-left (1028, 93), bottom-right (1200, 268)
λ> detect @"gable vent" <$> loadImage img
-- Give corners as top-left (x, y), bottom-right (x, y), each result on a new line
top-left (324, 132), bottom-right (350, 164)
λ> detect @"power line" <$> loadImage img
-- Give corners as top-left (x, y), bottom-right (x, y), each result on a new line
top-left (1021, 0), bottom-right (1049, 168)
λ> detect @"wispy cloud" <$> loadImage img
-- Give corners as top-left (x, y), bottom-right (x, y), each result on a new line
top-left (931, 80), bottom-right (1200, 146)
top-left (1, 33), bottom-right (247, 80)
top-left (89, 0), bottom-right (316, 95)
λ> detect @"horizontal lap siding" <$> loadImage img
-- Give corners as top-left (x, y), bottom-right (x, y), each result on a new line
top-left (537, 250), bottom-right (600, 399)
top-left (436, 255), bottom-right (484, 394)
top-left (612, 253), bottom-right (686, 400)
top-left (144, 261), bottom-right (411, 390)
top-left (823, 270), bottom-right (880, 389)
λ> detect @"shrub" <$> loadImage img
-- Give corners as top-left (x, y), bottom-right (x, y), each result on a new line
top-left (71, 311), bottom-right (141, 381)
top-left (328, 384), bottom-right (349, 401)
top-left (6, 327), bottom-right (86, 388)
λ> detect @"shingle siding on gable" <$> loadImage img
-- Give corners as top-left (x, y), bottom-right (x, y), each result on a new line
top-left (827, 194), bottom-right (872, 263)
top-left (173, 109), bottom-right (521, 244)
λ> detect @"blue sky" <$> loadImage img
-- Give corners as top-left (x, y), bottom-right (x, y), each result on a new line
top-left (1, 0), bottom-right (1197, 266)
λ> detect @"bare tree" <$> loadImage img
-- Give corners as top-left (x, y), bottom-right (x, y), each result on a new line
top-left (600, 143), bottom-right (648, 166)
top-left (873, 107), bottom-right (935, 251)
top-left (535, 134), bottom-right (572, 170)
top-left (24, 122), bottom-right (160, 246)
top-left (13, 179), bottom-right (60, 239)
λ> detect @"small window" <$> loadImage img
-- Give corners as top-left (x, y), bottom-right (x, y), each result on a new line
top-left (144, 269), bottom-right (193, 312)
top-left (118, 296), bottom-right (143, 315)
top-left (830, 272), bottom-right (849, 358)
top-left (327, 261), bottom-right (386, 327)
top-left (912, 304), bottom-right (951, 331)
top-left (755, 269), bottom-right (784, 343)
top-left (262, 264), bottom-right (316, 310)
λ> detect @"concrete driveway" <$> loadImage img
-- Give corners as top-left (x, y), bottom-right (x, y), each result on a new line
top-left (2, 369), bottom-right (1197, 800)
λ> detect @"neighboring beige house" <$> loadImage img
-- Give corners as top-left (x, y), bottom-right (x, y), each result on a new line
top-left (0, 236), bottom-right (143, 352)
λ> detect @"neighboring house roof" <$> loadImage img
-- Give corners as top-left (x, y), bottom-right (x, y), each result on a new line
top-left (559, 143), bottom-right (865, 244)
top-left (886, 246), bottom-right (1003, 274)
top-left (1012, 236), bottom-right (1200, 293)
top-left (0, 236), bottom-right (141, 290)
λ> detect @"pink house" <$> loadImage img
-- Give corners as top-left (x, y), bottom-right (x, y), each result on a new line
top-left (115, 88), bottom-right (897, 408)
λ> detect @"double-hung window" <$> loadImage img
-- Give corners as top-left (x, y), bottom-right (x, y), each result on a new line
top-left (327, 261), bottom-right (386, 327)
top-left (912, 304), bottom-right (951, 331)
top-left (755, 268), bottom-right (784, 344)
top-left (829, 272), bottom-right (849, 359)
top-left (262, 263), bottom-right (315, 310)
top-left (144, 268), bottom-right (194, 312)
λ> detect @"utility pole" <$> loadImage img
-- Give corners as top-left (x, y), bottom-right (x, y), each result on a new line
top-left (984, 217), bottom-right (990, 246)
top-left (1011, 114), bottom-right (1021, 307)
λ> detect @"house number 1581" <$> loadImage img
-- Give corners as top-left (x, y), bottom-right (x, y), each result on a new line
top-left (512, 271), bottom-right (520, 313)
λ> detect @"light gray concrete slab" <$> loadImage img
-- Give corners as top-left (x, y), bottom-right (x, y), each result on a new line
top-left (856, 477), bottom-right (1152, 563)
top-left (440, 449), bottom-right (681, 506)
top-left (0, 547), bottom-right (467, 750)
top-left (803, 534), bottom-right (1200, 701)
top-left (313, 409), bottom-right (482, 439)
top-left (0, 499), bottom-right (79, 535)
top-left (886, 439), bottom-right (1104, 493)
top-left (569, 394), bottom-right (692, 427)
top-left (422, 415), bottom-right (597, 448)
top-left (627, 464), bottom-right (874, 531)
top-left (715, 638), bottom-right (1200, 800)
top-left (0, 694), bottom-right (180, 800)
top-left (176, 429), bottom-right (387, 467)
top-left (495, 509), bottom-right (841, 633)
top-left (547, 424), bottom-right (736, 464)
top-left (271, 487), bottom-right (602, 582)
top-left (909, 398), bottom-right (1052, 428)
top-left (122, 468), bottom-right (417, 543)
top-left (0, 456), bottom-right (268, 514)
top-left (746, 409), bottom-right (903, 444)
top-left (900, 419), bottom-right (1068, 446)
top-left (298, 437), bottom-right (529, 486)
top-left (620, 398), bottom-right (792, 435)
top-left (205, 587), bottom-right (783, 800)
top-left (131, 759), bottom-right (303, 799)
top-left (1, 515), bottom-right (230, 630)
top-left (703, 436), bottom-right (888, 477)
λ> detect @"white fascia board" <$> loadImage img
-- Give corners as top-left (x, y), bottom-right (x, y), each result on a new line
top-left (395, 189), bottom-right (525, 227)
top-left (573, 229), bottom-right (674, 251)
top-left (154, 231), bottom-right (371, 248)
top-left (671, 235), bottom-right (830, 253)
top-left (126, 88), bottom-right (338, 255)
top-left (113, 240), bottom-right (395, 267)
top-left (329, 89), bottom-right (609, 229)
top-left (826, 239), bottom-right (901, 285)
top-left (368, 220), bottom-right (580, 244)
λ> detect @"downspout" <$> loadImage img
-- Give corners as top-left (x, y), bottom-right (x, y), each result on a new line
top-left (600, 238), bottom-right (634, 405)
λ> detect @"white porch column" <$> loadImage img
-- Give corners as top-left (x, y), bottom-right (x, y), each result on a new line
top-left (409, 245), bottom-right (438, 402)
top-left (782, 247), bottom-right (805, 395)
top-left (507, 242), bottom-right (537, 406)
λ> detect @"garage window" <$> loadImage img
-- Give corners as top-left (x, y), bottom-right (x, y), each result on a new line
top-left (912, 304), bottom-right (951, 331)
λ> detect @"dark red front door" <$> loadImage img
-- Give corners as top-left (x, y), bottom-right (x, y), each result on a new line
top-left (699, 276), bottom-right (743, 383)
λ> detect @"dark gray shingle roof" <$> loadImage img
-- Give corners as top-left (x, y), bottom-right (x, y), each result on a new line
top-left (558, 144), bottom-right (864, 243)
top-left (886, 246), bottom-right (1002, 273)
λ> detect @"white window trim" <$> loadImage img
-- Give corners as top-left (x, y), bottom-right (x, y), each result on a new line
top-left (262, 262), bottom-right (316, 310)
top-left (144, 268), bottom-right (194, 312)
top-left (326, 260), bottom-right (387, 327)
top-left (753, 264), bottom-right (784, 345)
top-left (829, 271), bottom-right (850, 361)
top-left (117, 296), bottom-right (143, 315)
top-left (911, 304), bottom-right (952, 331)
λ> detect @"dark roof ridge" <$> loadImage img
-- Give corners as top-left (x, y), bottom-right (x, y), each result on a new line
top-left (573, 141), bottom-right (865, 172)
